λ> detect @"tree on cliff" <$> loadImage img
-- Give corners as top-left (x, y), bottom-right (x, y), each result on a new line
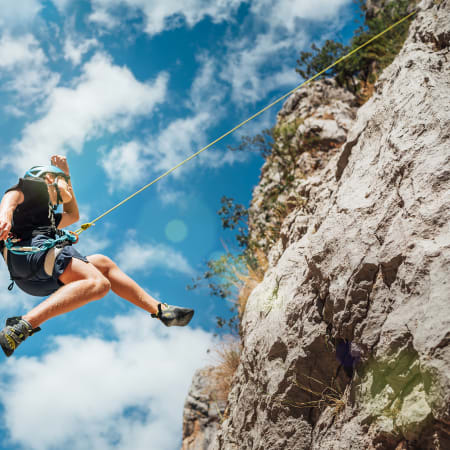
top-left (296, 0), bottom-right (415, 97)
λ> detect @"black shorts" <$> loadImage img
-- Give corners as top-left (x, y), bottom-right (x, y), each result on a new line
top-left (5, 234), bottom-right (89, 297)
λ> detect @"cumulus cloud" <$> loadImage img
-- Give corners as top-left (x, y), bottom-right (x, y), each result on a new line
top-left (200, 146), bottom-right (249, 168)
top-left (147, 55), bottom-right (234, 171)
top-left (100, 141), bottom-right (152, 193)
top-left (88, 0), bottom-right (244, 36)
top-left (64, 36), bottom-right (99, 66)
top-left (93, 0), bottom-right (353, 196)
top-left (100, 56), bottom-right (231, 192)
top-left (116, 238), bottom-right (194, 276)
top-left (76, 233), bottom-right (112, 256)
top-left (143, 58), bottom-right (223, 176)
top-left (0, 264), bottom-right (34, 313)
top-left (51, 0), bottom-right (72, 10)
top-left (0, 0), bottom-right (42, 30)
top-left (0, 311), bottom-right (215, 450)
top-left (3, 52), bottom-right (169, 175)
top-left (97, 0), bottom-right (353, 193)
top-left (88, 8), bottom-right (119, 30)
top-left (251, 0), bottom-right (351, 30)
top-left (149, 111), bottom-right (212, 174)
top-left (156, 186), bottom-right (186, 206)
top-left (218, 0), bottom-right (351, 103)
top-left (0, 33), bottom-right (59, 107)
top-left (0, 34), bottom-right (45, 68)
top-left (221, 30), bottom-right (303, 104)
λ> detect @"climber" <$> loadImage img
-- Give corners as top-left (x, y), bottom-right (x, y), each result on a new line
top-left (0, 155), bottom-right (194, 357)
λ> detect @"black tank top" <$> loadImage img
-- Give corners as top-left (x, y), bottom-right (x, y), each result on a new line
top-left (5, 178), bottom-right (62, 240)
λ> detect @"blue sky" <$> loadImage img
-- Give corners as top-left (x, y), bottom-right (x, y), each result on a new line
top-left (0, 1), bottom-right (362, 449)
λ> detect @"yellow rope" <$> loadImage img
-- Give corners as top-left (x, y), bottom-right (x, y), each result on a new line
top-left (75, 9), bottom-right (417, 236)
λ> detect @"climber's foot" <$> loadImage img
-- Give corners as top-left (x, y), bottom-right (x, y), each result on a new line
top-left (151, 303), bottom-right (194, 327)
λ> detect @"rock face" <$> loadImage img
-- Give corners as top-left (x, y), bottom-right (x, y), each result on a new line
top-left (364, 0), bottom-right (417, 19)
top-left (211, 1), bottom-right (450, 449)
top-left (249, 78), bottom-right (358, 253)
top-left (365, 0), bottom-right (397, 18)
top-left (182, 368), bottom-right (226, 450)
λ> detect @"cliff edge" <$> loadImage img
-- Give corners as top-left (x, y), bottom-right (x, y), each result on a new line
top-left (184, 1), bottom-right (450, 448)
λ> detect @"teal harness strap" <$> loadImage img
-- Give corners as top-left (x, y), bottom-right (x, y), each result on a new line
top-left (4, 230), bottom-right (78, 256)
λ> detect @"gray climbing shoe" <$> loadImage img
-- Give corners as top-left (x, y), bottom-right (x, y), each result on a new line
top-left (0, 317), bottom-right (40, 357)
top-left (151, 303), bottom-right (194, 327)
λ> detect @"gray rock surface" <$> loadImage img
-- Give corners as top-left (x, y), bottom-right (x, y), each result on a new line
top-left (182, 368), bottom-right (226, 450)
top-left (213, 1), bottom-right (450, 449)
top-left (365, 0), bottom-right (397, 18)
top-left (364, 0), bottom-right (417, 19)
top-left (249, 78), bottom-right (358, 253)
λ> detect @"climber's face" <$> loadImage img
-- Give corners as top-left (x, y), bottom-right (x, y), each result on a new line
top-left (44, 174), bottom-right (71, 205)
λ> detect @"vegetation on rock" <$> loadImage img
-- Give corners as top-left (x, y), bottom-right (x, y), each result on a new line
top-left (296, 0), bottom-right (416, 102)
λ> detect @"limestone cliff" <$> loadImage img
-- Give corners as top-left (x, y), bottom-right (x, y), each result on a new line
top-left (182, 1), bottom-right (450, 448)
top-left (182, 368), bottom-right (226, 450)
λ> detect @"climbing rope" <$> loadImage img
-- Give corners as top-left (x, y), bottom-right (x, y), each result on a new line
top-left (75, 8), bottom-right (417, 236)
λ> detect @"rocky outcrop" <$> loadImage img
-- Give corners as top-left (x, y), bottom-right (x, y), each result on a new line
top-left (365, 0), bottom-right (397, 18)
top-left (212, 1), bottom-right (450, 449)
top-left (276, 77), bottom-right (358, 174)
top-left (364, 0), bottom-right (417, 19)
top-left (249, 79), bottom-right (358, 253)
top-left (182, 368), bottom-right (226, 450)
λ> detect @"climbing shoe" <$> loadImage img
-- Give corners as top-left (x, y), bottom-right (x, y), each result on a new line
top-left (151, 303), bottom-right (194, 327)
top-left (0, 317), bottom-right (41, 357)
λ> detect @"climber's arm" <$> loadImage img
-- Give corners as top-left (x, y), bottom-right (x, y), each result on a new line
top-left (0, 190), bottom-right (24, 240)
top-left (49, 155), bottom-right (80, 230)
top-left (56, 178), bottom-right (80, 229)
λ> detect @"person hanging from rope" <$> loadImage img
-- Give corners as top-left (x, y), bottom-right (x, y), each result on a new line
top-left (0, 155), bottom-right (194, 357)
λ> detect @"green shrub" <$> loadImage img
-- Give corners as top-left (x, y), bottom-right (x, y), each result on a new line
top-left (296, 0), bottom-right (416, 99)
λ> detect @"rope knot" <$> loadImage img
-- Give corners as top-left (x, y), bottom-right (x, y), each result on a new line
top-left (80, 223), bottom-right (94, 231)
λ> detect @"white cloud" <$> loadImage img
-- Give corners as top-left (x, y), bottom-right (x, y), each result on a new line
top-left (188, 55), bottom-right (223, 110)
top-left (219, 0), bottom-right (350, 103)
top-left (150, 111), bottom-right (212, 174)
top-left (221, 30), bottom-right (301, 103)
top-left (3, 53), bottom-right (169, 175)
top-left (100, 57), bottom-right (231, 192)
top-left (0, 264), bottom-right (34, 313)
top-left (3, 105), bottom-right (26, 117)
top-left (251, 0), bottom-right (351, 30)
top-left (51, 0), bottom-right (72, 10)
top-left (0, 0), bottom-right (42, 30)
top-left (5, 67), bottom-right (59, 104)
top-left (88, 9), bottom-right (119, 29)
top-left (97, 0), bottom-right (352, 194)
top-left (100, 141), bottom-right (151, 193)
top-left (147, 56), bottom-right (230, 174)
top-left (64, 36), bottom-right (99, 66)
top-left (116, 238), bottom-right (194, 276)
top-left (0, 34), bottom-right (45, 68)
top-left (76, 234), bottom-right (112, 256)
top-left (89, 0), bottom-right (244, 36)
top-left (0, 33), bottom-right (59, 106)
top-left (0, 311), bottom-right (215, 450)
top-left (201, 146), bottom-right (249, 168)
top-left (156, 186), bottom-right (186, 206)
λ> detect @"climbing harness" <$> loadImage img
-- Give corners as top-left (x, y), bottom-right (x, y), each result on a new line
top-left (2, 165), bottom-right (76, 257)
top-left (74, 9), bottom-right (417, 237)
top-left (3, 229), bottom-right (79, 291)
top-left (4, 230), bottom-right (78, 256)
